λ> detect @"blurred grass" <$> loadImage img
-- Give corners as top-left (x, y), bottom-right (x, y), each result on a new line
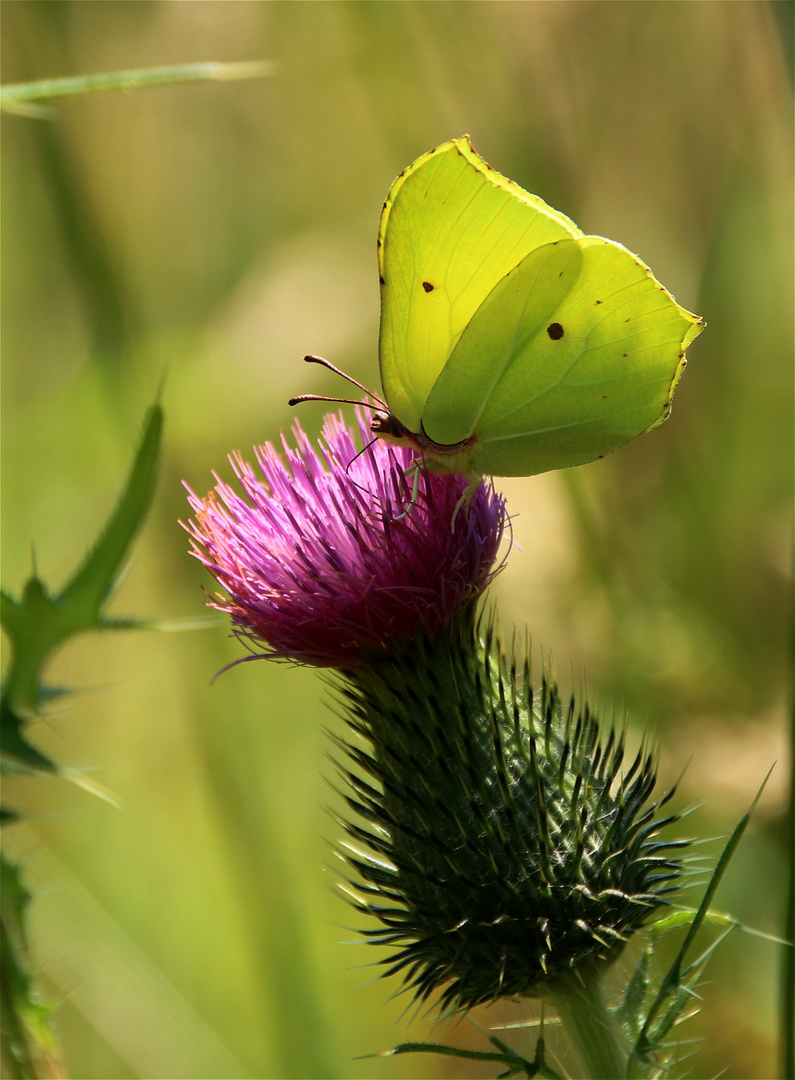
top-left (1, 2), bottom-right (791, 1078)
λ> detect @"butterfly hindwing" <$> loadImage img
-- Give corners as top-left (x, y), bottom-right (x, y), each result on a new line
top-left (421, 235), bottom-right (703, 476)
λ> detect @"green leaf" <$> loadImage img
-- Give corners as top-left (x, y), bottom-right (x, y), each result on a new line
top-left (0, 61), bottom-right (277, 114)
top-left (380, 1035), bottom-right (564, 1080)
top-left (0, 697), bottom-right (56, 774)
top-left (632, 771), bottom-right (772, 1067)
top-left (0, 407), bottom-right (161, 1076)
top-left (1, 404), bottom-right (163, 713)
top-left (0, 854), bottom-right (63, 1079)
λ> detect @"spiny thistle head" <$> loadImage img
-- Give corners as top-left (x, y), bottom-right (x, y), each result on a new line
top-left (183, 410), bottom-right (507, 667)
top-left (335, 612), bottom-right (688, 1012)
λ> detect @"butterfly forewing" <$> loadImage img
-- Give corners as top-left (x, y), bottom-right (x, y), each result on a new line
top-left (378, 137), bottom-right (581, 434)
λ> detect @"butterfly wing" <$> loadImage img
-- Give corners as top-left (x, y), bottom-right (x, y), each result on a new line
top-left (422, 235), bottom-right (705, 477)
top-left (378, 136), bottom-right (581, 434)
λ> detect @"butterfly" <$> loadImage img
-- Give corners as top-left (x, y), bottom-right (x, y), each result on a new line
top-left (291, 135), bottom-right (704, 490)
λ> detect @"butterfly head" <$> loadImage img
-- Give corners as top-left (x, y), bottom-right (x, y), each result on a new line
top-left (369, 410), bottom-right (418, 448)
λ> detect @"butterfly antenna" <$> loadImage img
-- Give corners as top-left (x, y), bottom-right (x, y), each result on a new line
top-left (289, 394), bottom-right (383, 409)
top-left (288, 354), bottom-right (388, 411)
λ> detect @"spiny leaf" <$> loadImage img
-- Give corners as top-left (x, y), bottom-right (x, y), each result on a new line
top-left (1, 405), bottom-right (162, 713)
top-left (0, 697), bottom-right (56, 774)
top-left (0, 854), bottom-right (63, 1078)
top-left (377, 1034), bottom-right (564, 1079)
top-left (632, 772), bottom-right (772, 1066)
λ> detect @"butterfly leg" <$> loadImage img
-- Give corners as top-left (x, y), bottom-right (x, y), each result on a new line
top-left (394, 460), bottom-right (423, 521)
top-left (450, 477), bottom-right (482, 533)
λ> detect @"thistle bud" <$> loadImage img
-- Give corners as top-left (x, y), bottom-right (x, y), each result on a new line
top-left (335, 609), bottom-right (685, 1015)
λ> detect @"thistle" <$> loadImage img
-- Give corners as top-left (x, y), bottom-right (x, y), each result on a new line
top-left (185, 411), bottom-right (694, 1079)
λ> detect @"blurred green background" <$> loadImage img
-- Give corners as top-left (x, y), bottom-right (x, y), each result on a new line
top-left (2, 2), bottom-right (792, 1077)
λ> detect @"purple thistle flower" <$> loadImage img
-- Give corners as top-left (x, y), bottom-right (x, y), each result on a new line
top-left (183, 410), bottom-right (507, 668)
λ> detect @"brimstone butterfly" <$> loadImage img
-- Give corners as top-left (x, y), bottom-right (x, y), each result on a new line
top-left (291, 136), bottom-right (704, 485)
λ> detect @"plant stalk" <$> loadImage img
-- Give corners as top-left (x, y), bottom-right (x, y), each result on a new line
top-left (548, 976), bottom-right (627, 1080)
top-left (0, 61), bottom-right (277, 113)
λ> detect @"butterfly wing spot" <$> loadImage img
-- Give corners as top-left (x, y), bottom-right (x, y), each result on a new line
top-left (422, 281), bottom-right (435, 293)
top-left (547, 322), bottom-right (565, 340)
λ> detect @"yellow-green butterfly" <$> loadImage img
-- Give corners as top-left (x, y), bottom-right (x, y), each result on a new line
top-left (291, 135), bottom-right (704, 484)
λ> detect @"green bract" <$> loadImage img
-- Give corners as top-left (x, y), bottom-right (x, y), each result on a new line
top-left (377, 136), bottom-right (704, 479)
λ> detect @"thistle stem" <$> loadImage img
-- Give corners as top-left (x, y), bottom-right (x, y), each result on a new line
top-left (548, 977), bottom-right (627, 1080)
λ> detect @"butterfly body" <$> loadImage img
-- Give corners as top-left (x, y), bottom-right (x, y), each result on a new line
top-left (369, 408), bottom-right (477, 474)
